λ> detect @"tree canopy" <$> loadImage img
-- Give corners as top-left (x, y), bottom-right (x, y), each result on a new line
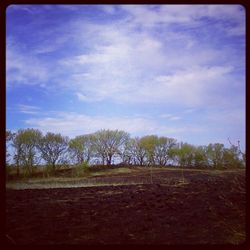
top-left (6, 128), bottom-right (245, 169)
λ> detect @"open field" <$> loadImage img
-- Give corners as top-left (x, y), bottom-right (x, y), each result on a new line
top-left (6, 167), bottom-right (245, 244)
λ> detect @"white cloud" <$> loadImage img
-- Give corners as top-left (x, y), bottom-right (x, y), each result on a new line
top-left (7, 5), bottom-right (35, 14)
top-left (18, 104), bottom-right (41, 114)
top-left (101, 5), bottom-right (117, 14)
top-left (200, 108), bottom-right (245, 150)
top-left (23, 108), bottom-right (245, 149)
top-left (25, 112), bottom-right (197, 139)
top-left (58, 19), bottom-right (237, 108)
top-left (226, 25), bottom-right (246, 36)
top-left (183, 108), bottom-right (198, 114)
top-left (7, 5), bottom-right (245, 151)
top-left (33, 35), bottom-right (70, 54)
top-left (169, 116), bottom-right (182, 121)
top-left (7, 4), bottom-right (81, 14)
top-left (147, 65), bottom-right (234, 105)
top-left (75, 92), bottom-right (101, 102)
top-left (159, 114), bottom-right (172, 119)
top-left (7, 42), bottom-right (49, 86)
top-left (7, 5), bottom-right (244, 108)
top-left (160, 114), bottom-right (181, 121)
top-left (121, 5), bottom-right (244, 29)
top-left (206, 108), bottom-right (245, 127)
top-left (114, 65), bottom-right (233, 107)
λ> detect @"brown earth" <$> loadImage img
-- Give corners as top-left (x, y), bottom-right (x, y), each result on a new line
top-left (5, 169), bottom-right (246, 245)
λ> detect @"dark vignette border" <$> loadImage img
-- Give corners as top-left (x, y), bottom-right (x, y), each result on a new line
top-left (0, 0), bottom-right (248, 249)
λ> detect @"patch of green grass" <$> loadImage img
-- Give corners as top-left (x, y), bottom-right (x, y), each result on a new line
top-left (87, 167), bottom-right (135, 177)
top-left (6, 179), bottom-right (146, 190)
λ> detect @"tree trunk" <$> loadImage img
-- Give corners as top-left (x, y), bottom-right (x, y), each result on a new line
top-left (139, 157), bottom-right (143, 166)
top-left (16, 165), bottom-right (20, 177)
top-left (107, 155), bottom-right (112, 166)
top-left (52, 161), bottom-right (56, 174)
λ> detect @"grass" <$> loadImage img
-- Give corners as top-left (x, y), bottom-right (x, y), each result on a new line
top-left (85, 167), bottom-right (136, 177)
top-left (6, 167), bottom-right (148, 189)
top-left (6, 165), bottom-right (245, 190)
top-left (6, 179), bottom-right (147, 190)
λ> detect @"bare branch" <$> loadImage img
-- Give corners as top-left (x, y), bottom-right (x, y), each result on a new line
top-left (227, 137), bottom-right (234, 146)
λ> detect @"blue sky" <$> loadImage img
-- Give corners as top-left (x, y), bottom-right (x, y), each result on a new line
top-left (6, 4), bottom-right (246, 150)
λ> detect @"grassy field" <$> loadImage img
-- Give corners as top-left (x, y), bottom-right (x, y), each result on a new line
top-left (6, 166), bottom-right (166, 189)
top-left (6, 165), bottom-right (244, 189)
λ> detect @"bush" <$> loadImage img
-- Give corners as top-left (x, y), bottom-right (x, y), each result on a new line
top-left (6, 165), bottom-right (12, 180)
top-left (43, 164), bottom-right (56, 177)
top-left (73, 161), bottom-right (89, 177)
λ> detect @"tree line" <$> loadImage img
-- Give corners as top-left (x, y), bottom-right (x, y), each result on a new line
top-left (6, 128), bottom-right (245, 176)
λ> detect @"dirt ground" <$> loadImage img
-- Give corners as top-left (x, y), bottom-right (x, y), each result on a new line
top-left (5, 169), bottom-right (245, 245)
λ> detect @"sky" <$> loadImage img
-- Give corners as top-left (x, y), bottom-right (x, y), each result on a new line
top-left (6, 4), bottom-right (246, 150)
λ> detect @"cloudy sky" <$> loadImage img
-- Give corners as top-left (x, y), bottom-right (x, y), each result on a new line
top-left (6, 4), bottom-right (245, 150)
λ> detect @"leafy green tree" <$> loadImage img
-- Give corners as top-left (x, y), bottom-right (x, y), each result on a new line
top-left (154, 136), bottom-right (177, 166)
top-left (172, 143), bottom-right (196, 167)
top-left (92, 129), bottom-right (130, 165)
top-left (38, 132), bottom-right (69, 173)
top-left (7, 126), bottom-right (245, 171)
top-left (6, 130), bottom-right (14, 165)
top-left (193, 146), bottom-right (208, 167)
top-left (206, 143), bottom-right (225, 168)
top-left (222, 145), bottom-right (244, 168)
top-left (242, 153), bottom-right (246, 166)
top-left (140, 135), bottom-right (158, 166)
top-left (129, 137), bottom-right (148, 166)
top-left (118, 137), bottom-right (134, 165)
top-left (226, 139), bottom-right (245, 168)
top-left (12, 128), bottom-right (42, 176)
top-left (69, 134), bottom-right (93, 165)
top-left (138, 135), bottom-right (177, 166)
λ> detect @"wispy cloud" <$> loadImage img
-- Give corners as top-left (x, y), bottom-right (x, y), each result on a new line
top-left (18, 104), bottom-right (41, 114)
top-left (7, 5), bottom-right (245, 108)
top-left (59, 21), bottom-right (238, 107)
top-left (7, 41), bottom-right (49, 87)
top-left (7, 5), bottom-right (35, 14)
top-left (120, 5), bottom-right (245, 31)
top-left (25, 112), bottom-right (197, 139)
top-left (22, 107), bottom-right (245, 149)
top-left (7, 5), bottom-right (245, 150)
top-left (101, 5), bottom-right (117, 14)
top-left (160, 114), bottom-right (181, 121)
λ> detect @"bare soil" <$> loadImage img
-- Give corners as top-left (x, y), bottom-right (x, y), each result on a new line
top-left (5, 168), bottom-right (245, 244)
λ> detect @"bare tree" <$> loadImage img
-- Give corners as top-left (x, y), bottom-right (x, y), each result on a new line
top-left (226, 138), bottom-right (245, 167)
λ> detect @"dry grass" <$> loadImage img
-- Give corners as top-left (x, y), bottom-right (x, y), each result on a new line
top-left (6, 166), bottom-right (245, 190)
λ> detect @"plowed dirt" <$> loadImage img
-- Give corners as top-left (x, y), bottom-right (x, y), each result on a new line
top-left (5, 169), bottom-right (245, 244)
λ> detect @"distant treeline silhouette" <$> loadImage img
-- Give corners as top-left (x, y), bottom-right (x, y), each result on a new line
top-left (6, 128), bottom-right (245, 175)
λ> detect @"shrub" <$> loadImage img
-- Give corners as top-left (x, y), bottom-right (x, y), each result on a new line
top-left (6, 165), bottom-right (12, 180)
top-left (43, 164), bottom-right (55, 177)
top-left (74, 161), bottom-right (90, 177)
